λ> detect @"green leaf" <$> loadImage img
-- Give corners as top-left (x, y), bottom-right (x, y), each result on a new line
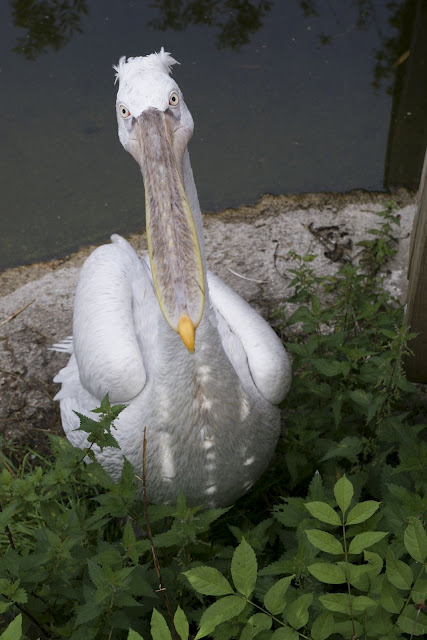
top-left (321, 436), bottom-right (362, 463)
top-left (195, 596), bottom-right (247, 640)
top-left (404, 517), bottom-right (427, 563)
top-left (194, 507), bottom-right (231, 531)
top-left (349, 389), bottom-right (372, 410)
top-left (346, 500), bottom-right (380, 525)
top-left (307, 472), bottom-right (326, 501)
top-left (381, 576), bottom-right (405, 613)
top-left (312, 359), bottom-right (347, 377)
top-left (364, 550), bottom-right (383, 576)
top-left (305, 529), bottom-right (344, 555)
top-left (333, 620), bottom-right (363, 637)
top-left (263, 575), bottom-right (295, 614)
top-left (87, 560), bottom-right (107, 589)
top-left (286, 593), bottom-right (313, 630)
top-left (412, 578), bottom-right (427, 604)
top-left (311, 612), bottom-right (334, 640)
top-left (92, 546), bottom-right (123, 568)
top-left (0, 602), bottom-right (12, 615)
top-left (386, 548), bottom-right (413, 590)
top-left (74, 408), bottom-right (120, 451)
top-left (337, 562), bottom-right (370, 591)
top-left (184, 567), bottom-right (234, 596)
top-left (0, 615), bottom-right (22, 640)
top-left (331, 394), bottom-right (343, 428)
top-left (397, 605), bottom-right (427, 636)
top-left (319, 593), bottom-right (350, 613)
top-left (129, 566), bottom-right (153, 597)
top-left (351, 595), bottom-right (377, 612)
top-left (174, 606), bottom-right (189, 640)
top-left (248, 614), bottom-right (272, 630)
top-left (75, 601), bottom-right (103, 626)
top-left (271, 628), bottom-right (298, 640)
top-left (367, 607), bottom-right (394, 635)
top-left (333, 475), bottom-right (353, 515)
top-left (348, 531), bottom-right (388, 554)
top-left (240, 614), bottom-right (272, 640)
top-left (151, 608), bottom-right (172, 640)
top-left (0, 503), bottom-right (19, 533)
top-left (231, 537), bottom-right (258, 597)
top-left (304, 502), bottom-right (341, 526)
top-left (273, 498), bottom-right (307, 528)
top-left (147, 503), bottom-right (176, 523)
top-left (123, 518), bottom-right (136, 548)
top-left (128, 632), bottom-right (144, 640)
top-left (258, 559), bottom-right (295, 577)
top-left (307, 563), bottom-right (346, 584)
top-left (10, 588), bottom-right (27, 605)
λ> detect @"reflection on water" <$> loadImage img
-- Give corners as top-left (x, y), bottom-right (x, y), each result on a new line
top-left (11, 0), bottom-right (88, 60)
top-left (2, 0), bottom-right (426, 270)
top-left (385, 0), bottom-right (427, 190)
top-left (372, 0), bottom-right (415, 93)
top-left (9, 0), bottom-right (424, 109)
top-left (11, 0), bottom-right (275, 57)
top-left (148, 1), bottom-right (273, 50)
top-left (289, 0), bottom-right (427, 190)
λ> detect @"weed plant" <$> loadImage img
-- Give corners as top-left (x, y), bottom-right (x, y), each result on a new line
top-left (1, 204), bottom-right (426, 639)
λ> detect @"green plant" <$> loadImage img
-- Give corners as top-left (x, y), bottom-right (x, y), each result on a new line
top-left (271, 204), bottom-right (421, 497)
top-left (160, 474), bottom-right (427, 640)
top-left (1, 202), bottom-right (426, 639)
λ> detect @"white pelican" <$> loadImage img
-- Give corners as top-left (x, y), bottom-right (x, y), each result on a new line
top-left (54, 49), bottom-right (291, 507)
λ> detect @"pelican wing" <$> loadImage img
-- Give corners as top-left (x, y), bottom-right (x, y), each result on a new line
top-left (207, 272), bottom-right (291, 405)
top-left (72, 236), bottom-right (151, 403)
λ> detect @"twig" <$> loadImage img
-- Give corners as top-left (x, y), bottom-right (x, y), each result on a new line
top-left (0, 299), bottom-right (35, 328)
top-left (6, 525), bottom-right (15, 550)
top-left (75, 443), bottom-right (95, 469)
top-left (4, 596), bottom-right (49, 639)
top-left (0, 455), bottom-right (17, 478)
top-left (138, 428), bottom-right (179, 639)
top-left (409, 602), bottom-right (427, 640)
top-left (272, 242), bottom-right (288, 280)
top-left (342, 521), bottom-right (357, 638)
top-left (23, 323), bottom-right (50, 339)
top-left (30, 426), bottom-right (53, 434)
top-left (226, 267), bottom-right (267, 284)
top-left (0, 476), bottom-right (17, 553)
top-left (33, 376), bottom-right (54, 401)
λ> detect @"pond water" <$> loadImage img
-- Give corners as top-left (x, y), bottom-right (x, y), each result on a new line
top-left (1, 0), bottom-right (426, 271)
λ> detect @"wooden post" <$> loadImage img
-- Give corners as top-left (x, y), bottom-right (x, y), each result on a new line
top-left (405, 146), bottom-right (427, 381)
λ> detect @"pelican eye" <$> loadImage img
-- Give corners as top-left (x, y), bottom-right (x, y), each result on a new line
top-left (119, 104), bottom-right (131, 118)
top-left (169, 91), bottom-right (179, 107)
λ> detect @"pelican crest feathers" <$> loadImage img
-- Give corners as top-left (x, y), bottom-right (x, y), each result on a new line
top-left (114, 47), bottom-right (179, 85)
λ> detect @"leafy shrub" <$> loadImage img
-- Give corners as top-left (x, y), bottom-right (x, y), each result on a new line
top-left (1, 203), bottom-right (426, 639)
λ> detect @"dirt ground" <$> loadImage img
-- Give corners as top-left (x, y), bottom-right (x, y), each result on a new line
top-left (0, 189), bottom-right (418, 463)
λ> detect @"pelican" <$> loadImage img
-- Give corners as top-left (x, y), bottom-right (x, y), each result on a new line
top-left (54, 49), bottom-right (291, 507)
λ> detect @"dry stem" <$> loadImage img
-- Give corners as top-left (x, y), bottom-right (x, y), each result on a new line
top-left (0, 299), bottom-right (35, 328)
top-left (139, 427), bottom-right (179, 639)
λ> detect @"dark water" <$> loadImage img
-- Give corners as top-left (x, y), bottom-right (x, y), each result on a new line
top-left (1, 1), bottom-right (426, 271)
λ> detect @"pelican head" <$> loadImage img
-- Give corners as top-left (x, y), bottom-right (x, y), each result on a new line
top-left (114, 49), bottom-right (204, 353)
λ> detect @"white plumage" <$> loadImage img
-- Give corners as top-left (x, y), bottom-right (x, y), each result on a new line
top-left (54, 49), bottom-right (291, 507)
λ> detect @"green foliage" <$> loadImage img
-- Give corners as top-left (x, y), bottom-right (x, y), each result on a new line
top-left (1, 203), bottom-right (426, 639)
top-left (184, 475), bottom-right (426, 639)
top-left (74, 393), bottom-right (123, 455)
top-left (0, 615), bottom-right (22, 640)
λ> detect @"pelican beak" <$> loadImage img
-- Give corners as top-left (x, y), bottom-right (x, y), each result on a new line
top-left (128, 108), bottom-right (204, 353)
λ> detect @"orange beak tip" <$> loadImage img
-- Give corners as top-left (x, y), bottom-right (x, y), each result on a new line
top-left (178, 315), bottom-right (196, 354)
